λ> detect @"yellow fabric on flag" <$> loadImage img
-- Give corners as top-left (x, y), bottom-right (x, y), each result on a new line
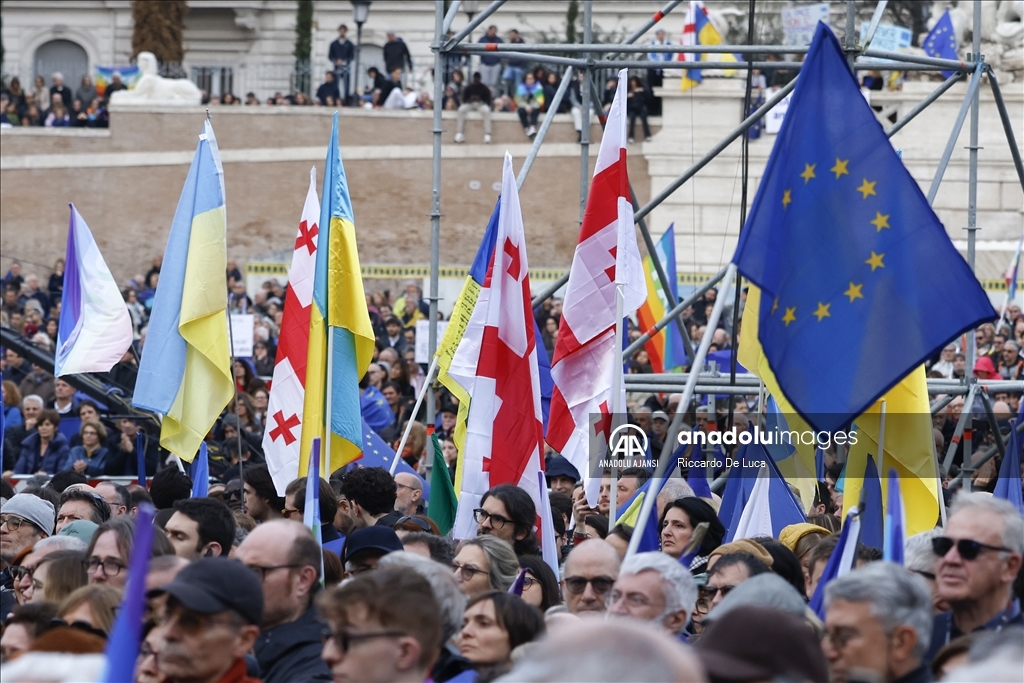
top-left (159, 207), bottom-right (234, 461)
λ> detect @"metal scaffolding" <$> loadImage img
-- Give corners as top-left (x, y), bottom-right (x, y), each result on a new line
top-left (428, 1), bottom-right (1024, 496)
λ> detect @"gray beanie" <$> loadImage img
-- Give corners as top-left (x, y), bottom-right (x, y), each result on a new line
top-left (703, 572), bottom-right (807, 626)
top-left (2, 493), bottom-right (56, 536)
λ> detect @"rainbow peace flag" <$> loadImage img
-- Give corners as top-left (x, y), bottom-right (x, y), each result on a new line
top-left (680, 1), bottom-right (738, 92)
top-left (636, 224), bottom-right (686, 373)
top-left (94, 65), bottom-right (141, 97)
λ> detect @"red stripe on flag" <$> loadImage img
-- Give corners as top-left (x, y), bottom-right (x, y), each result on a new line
top-left (578, 151), bottom-right (628, 243)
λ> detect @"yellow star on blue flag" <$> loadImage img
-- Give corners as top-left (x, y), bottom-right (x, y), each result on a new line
top-left (731, 23), bottom-right (996, 432)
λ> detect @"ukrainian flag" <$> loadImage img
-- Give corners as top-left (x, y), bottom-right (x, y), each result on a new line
top-left (301, 113), bottom-right (375, 476)
top-left (681, 1), bottom-right (738, 92)
top-left (133, 120), bottom-right (233, 461)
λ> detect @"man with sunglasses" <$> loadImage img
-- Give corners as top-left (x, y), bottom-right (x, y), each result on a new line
top-left (561, 538), bottom-right (621, 615)
top-left (150, 557), bottom-right (263, 683)
top-left (235, 520), bottom-right (332, 683)
top-left (925, 493), bottom-right (1024, 662)
top-left (318, 567), bottom-right (443, 683)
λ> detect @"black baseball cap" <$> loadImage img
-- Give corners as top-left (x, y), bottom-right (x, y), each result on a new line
top-left (341, 526), bottom-right (403, 565)
top-left (149, 557), bottom-right (264, 626)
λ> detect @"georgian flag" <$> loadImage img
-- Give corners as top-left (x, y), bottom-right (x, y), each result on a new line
top-left (449, 152), bottom-right (546, 539)
top-left (547, 69), bottom-right (646, 505)
top-left (265, 168), bottom-right (321, 494)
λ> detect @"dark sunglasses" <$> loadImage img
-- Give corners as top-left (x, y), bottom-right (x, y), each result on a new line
top-left (931, 536), bottom-right (1012, 561)
top-left (563, 575), bottom-right (615, 595)
top-left (321, 627), bottom-right (405, 653)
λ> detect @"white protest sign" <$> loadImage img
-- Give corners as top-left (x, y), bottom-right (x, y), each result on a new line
top-left (415, 319), bottom-right (448, 363)
top-left (765, 90), bottom-right (793, 134)
top-left (230, 313), bottom-right (255, 358)
top-left (781, 4), bottom-right (830, 46)
top-left (859, 22), bottom-right (912, 65)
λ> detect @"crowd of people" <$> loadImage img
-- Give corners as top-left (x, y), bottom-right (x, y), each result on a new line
top-left (0, 236), bottom-right (1023, 682)
top-left (1, 73), bottom-right (116, 129)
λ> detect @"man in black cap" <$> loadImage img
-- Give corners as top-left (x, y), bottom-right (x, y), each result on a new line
top-left (545, 454), bottom-right (580, 497)
top-left (341, 526), bottom-right (404, 577)
top-left (151, 557), bottom-right (263, 683)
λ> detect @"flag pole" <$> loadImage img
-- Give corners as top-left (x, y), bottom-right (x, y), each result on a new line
top-left (609, 284), bottom-right (625, 526)
top-left (225, 302), bottom-right (245, 499)
top-left (391, 356), bottom-right (439, 475)
top-left (325, 332), bottom-right (333, 477)
top-left (877, 399), bottom-right (886, 495)
top-left (626, 263), bottom-right (736, 559)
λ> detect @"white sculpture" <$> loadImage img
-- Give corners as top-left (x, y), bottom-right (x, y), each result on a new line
top-left (109, 52), bottom-right (202, 106)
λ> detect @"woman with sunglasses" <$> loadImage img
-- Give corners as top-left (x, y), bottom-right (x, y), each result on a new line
top-left (452, 535), bottom-right (520, 595)
top-left (517, 555), bottom-right (561, 612)
top-left (391, 514), bottom-right (440, 537)
top-left (56, 584), bottom-right (122, 637)
top-left (457, 591), bottom-right (545, 678)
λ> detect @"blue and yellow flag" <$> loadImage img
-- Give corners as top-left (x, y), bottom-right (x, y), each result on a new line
top-left (732, 23), bottom-right (996, 433)
top-left (301, 113), bottom-right (375, 476)
top-left (133, 121), bottom-right (233, 461)
top-left (681, 1), bottom-right (738, 92)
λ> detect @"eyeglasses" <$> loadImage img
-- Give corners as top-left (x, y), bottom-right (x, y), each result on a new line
top-left (522, 575), bottom-right (539, 590)
top-left (563, 576), bottom-right (615, 596)
top-left (473, 508), bottom-right (512, 530)
top-left (9, 566), bottom-right (33, 581)
top-left (321, 627), bottom-right (406, 653)
top-left (246, 564), bottom-right (301, 581)
top-left (50, 617), bottom-right (109, 639)
top-left (395, 482), bottom-right (419, 493)
top-left (931, 536), bottom-right (1013, 561)
top-left (394, 515), bottom-right (431, 532)
top-left (84, 557), bottom-right (126, 576)
top-left (281, 508), bottom-right (301, 519)
top-left (701, 584), bottom-right (736, 601)
top-left (451, 562), bottom-right (488, 582)
top-left (158, 605), bottom-right (242, 635)
top-left (0, 515), bottom-right (26, 532)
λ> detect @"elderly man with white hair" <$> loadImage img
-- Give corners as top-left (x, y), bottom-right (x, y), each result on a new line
top-left (608, 551), bottom-right (697, 637)
top-left (823, 562), bottom-right (934, 683)
top-left (925, 492), bottom-right (1024, 662)
top-left (903, 529), bottom-right (946, 615)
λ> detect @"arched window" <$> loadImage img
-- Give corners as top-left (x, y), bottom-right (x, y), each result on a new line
top-left (34, 39), bottom-right (89, 96)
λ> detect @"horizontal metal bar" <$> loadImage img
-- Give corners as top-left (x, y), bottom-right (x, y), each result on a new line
top-left (617, 0), bottom-right (686, 52)
top-left (457, 43), bottom-right (808, 54)
top-left (442, 0), bottom-right (506, 51)
top-left (626, 384), bottom-right (758, 395)
top-left (532, 274), bottom-right (568, 308)
top-left (635, 77), bottom-right (798, 223)
top-left (472, 51), bottom-right (586, 67)
top-left (861, 48), bottom-right (970, 71)
top-left (948, 420), bottom-right (1024, 489)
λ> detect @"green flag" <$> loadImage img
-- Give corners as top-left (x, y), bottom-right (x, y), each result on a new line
top-left (427, 434), bottom-right (458, 535)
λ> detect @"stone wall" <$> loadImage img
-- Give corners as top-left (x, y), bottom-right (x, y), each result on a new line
top-left (0, 105), bottom-right (650, 285)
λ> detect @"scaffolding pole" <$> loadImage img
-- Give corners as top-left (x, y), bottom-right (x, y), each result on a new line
top-left (427, 0), bottom-right (445, 425)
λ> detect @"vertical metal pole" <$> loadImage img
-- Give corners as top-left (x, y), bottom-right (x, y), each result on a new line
top-left (965, 0), bottom-right (982, 373)
top-left (609, 285), bottom-right (624, 527)
top-left (354, 23), bottom-right (364, 105)
top-left (579, 0), bottom-right (593, 221)
top-left (845, 0), bottom-right (858, 68)
top-left (428, 1), bottom-right (444, 426)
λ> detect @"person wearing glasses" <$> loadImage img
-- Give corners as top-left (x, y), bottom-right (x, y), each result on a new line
top-left (1, 494), bottom-right (54, 574)
top-left (318, 567), bottom-right (443, 683)
top-left (150, 557), bottom-right (263, 683)
top-left (703, 552), bottom-right (771, 616)
top-left (457, 591), bottom-right (545, 677)
top-left (823, 562), bottom-right (934, 683)
top-left (904, 529), bottom-right (947, 615)
top-left (925, 493), bottom-right (1024, 662)
top-left (282, 476), bottom-right (345, 557)
top-left (452, 535), bottom-right (520, 596)
top-left (235, 520), bottom-right (332, 683)
top-left (393, 472), bottom-right (424, 517)
top-left (561, 538), bottom-right (621, 615)
top-left (164, 498), bottom-right (237, 561)
top-left (607, 551), bottom-right (697, 637)
top-left (84, 516), bottom-right (173, 589)
top-left (475, 484), bottom-right (540, 557)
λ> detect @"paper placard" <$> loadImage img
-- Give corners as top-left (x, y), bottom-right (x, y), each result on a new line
top-left (416, 319), bottom-right (448, 363)
top-left (781, 4), bottom-right (830, 46)
top-left (230, 314), bottom-right (255, 358)
top-left (765, 90), bottom-right (793, 134)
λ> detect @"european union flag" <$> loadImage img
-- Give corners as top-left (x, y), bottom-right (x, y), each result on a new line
top-left (923, 10), bottom-right (959, 79)
top-left (356, 418), bottom-right (430, 501)
top-left (732, 23), bottom-right (996, 433)
top-left (360, 385), bottom-right (395, 435)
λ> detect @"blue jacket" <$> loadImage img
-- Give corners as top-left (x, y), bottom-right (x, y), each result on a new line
top-left (15, 431), bottom-right (70, 474)
top-left (61, 445), bottom-right (111, 477)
